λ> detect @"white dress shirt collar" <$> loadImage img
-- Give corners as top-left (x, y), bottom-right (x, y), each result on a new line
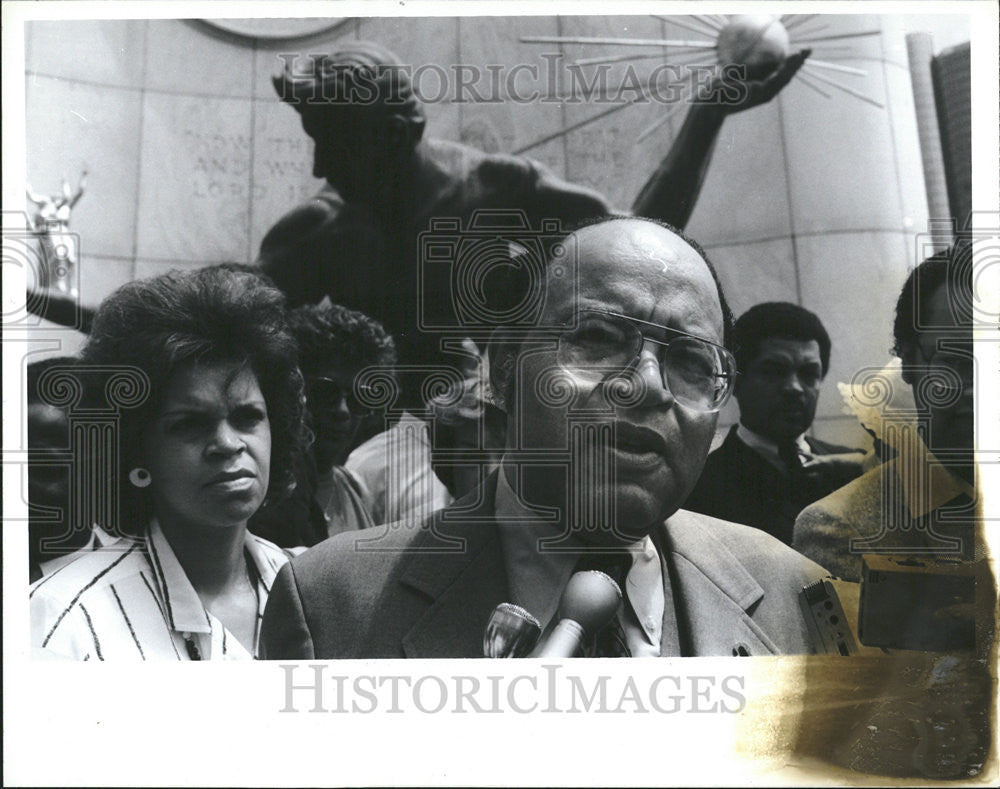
top-left (494, 460), bottom-right (664, 654)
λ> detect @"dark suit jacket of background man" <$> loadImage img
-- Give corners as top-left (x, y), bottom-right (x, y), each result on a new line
top-left (257, 138), bottom-right (610, 397)
top-left (684, 425), bottom-right (861, 546)
top-left (261, 473), bottom-right (829, 659)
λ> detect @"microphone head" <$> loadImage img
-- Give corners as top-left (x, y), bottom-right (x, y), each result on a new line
top-left (558, 570), bottom-right (622, 635)
top-left (484, 602), bottom-right (542, 658)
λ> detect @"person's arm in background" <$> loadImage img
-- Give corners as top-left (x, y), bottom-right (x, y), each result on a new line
top-left (255, 197), bottom-right (338, 308)
top-left (256, 190), bottom-right (389, 320)
top-left (632, 50), bottom-right (810, 228)
top-left (25, 287), bottom-right (95, 333)
top-left (793, 502), bottom-right (867, 583)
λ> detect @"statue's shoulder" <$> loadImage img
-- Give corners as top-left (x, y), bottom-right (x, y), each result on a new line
top-left (424, 137), bottom-right (533, 184)
top-left (261, 185), bottom-right (380, 252)
top-left (279, 184), bottom-right (346, 227)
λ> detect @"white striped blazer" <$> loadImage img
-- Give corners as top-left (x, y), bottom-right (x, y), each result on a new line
top-left (30, 520), bottom-right (293, 660)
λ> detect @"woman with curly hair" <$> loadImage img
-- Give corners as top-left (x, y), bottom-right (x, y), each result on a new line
top-left (30, 266), bottom-right (307, 660)
top-left (249, 301), bottom-right (397, 546)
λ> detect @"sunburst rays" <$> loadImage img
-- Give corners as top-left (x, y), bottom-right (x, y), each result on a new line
top-left (514, 13), bottom-right (884, 152)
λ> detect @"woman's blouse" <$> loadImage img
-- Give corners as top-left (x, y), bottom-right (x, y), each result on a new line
top-left (30, 520), bottom-right (293, 660)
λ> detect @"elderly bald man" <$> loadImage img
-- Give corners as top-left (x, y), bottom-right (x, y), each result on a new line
top-left (261, 217), bottom-right (831, 659)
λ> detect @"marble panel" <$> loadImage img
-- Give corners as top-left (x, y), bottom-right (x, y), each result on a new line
top-left (784, 13), bottom-right (884, 64)
top-left (144, 20), bottom-right (254, 99)
top-left (701, 236), bottom-right (799, 317)
top-left (26, 76), bottom-right (142, 259)
top-left (27, 20), bottom-right (147, 89)
top-left (781, 56), bottom-right (903, 235)
top-left (132, 257), bottom-right (212, 281)
top-left (356, 16), bottom-right (462, 141)
top-left (454, 16), bottom-right (566, 176)
top-left (77, 255), bottom-right (134, 311)
top-left (135, 92), bottom-right (253, 263)
top-left (686, 99), bottom-right (793, 245)
top-left (795, 230), bottom-right (912, 419)
top-left (559, 15), bottom-right (678, 209)
top-left (249, 99), bottom-right (326, 257)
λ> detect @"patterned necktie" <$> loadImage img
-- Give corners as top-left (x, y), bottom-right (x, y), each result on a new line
top-left (574, 552), bottom-right (632, 658)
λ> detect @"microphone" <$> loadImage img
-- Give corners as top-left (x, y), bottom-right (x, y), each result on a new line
top-left (533, 570), bottom-right (622, 658)
top-left (483, 602), bottom-right (542, 658)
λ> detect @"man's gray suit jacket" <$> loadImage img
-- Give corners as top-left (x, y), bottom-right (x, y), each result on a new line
top-left (261, 473), bottom-right (830, 659)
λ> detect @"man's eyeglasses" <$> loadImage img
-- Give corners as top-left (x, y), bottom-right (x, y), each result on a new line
top-left (557, 310), bottom-right (736, 412)
top-left (305, 377), bottom-right (376, 417)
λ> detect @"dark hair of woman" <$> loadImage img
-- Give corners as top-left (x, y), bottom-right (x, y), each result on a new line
top-left (80, 265), bottom-right (307, 535)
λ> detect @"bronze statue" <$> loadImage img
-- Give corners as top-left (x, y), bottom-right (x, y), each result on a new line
top-left (257, 42), bottom-right (807, 410)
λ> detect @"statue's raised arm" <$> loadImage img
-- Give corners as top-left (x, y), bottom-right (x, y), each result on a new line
top-left (632, 49), bottom-right (810, 228)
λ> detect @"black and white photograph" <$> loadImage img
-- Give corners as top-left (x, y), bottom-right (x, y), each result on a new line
top-left (3, 0), bottom-right (998, 784)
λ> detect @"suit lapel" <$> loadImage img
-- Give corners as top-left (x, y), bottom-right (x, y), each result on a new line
top-left (393, 477), bottom-right (785, 657)
top-left (659, 511), bottom-right (779, 656)
top-left (399, 474), bottom-right (510, 658)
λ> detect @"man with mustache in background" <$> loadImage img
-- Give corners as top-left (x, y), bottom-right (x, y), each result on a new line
top-left (685, 302), bottom-right (866, 545)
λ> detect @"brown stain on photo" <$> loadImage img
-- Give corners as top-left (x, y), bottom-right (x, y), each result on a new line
top-left (737, 553), bottom-right (997, 783)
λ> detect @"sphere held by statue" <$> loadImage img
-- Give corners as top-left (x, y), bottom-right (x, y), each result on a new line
top-left (716, 15), bottom-right (790, 78)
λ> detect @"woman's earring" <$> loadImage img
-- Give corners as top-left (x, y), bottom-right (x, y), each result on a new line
top-left (128, 467), bottom-right (152, 488)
